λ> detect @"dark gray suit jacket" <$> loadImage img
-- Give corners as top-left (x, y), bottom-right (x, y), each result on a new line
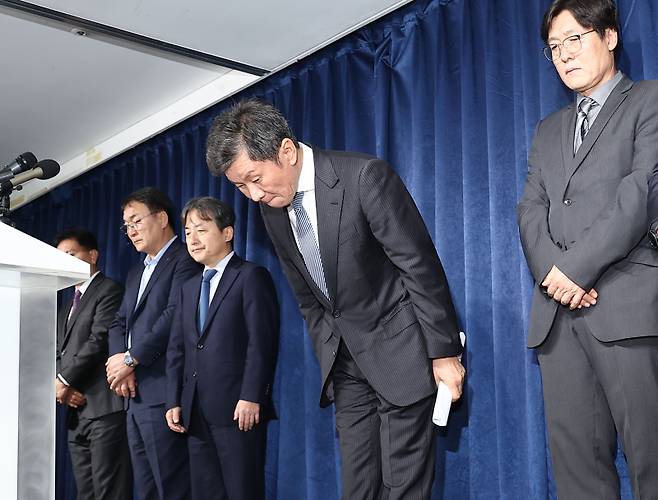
top-left (518, 75), bottom-right (658, 347)
top-left (261, 148), bottom-right (462, 407)
top-left (57, 273), bottom-right (124, 420)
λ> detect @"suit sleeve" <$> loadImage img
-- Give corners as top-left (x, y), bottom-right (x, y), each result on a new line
top-left (130, 253), bottom-right (200, 367)
top-left (108, 271), bottom-right (134, 356)
top-left (647, 167), bottom-right (658, 239)
top-left (554, 90), bottom-right (658, 289)
top-left (358, 158), bottom-right (462, 359)
top-left (239, 266), bottom-right (280, 404)
top-left (165, 288), bottom-right (185, 410)
top-left (60, 282), bottom-right (123, 387)
top-left (517, 120), bottom-right (565, 283)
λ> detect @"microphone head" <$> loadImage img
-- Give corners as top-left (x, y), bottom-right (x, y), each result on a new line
top-left (36, 159), bottom-right (60, 179)
top-left (19, 152), bottom-right (38, 170)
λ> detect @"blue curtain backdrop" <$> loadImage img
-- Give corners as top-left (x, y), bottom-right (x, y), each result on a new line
top-left (13, 0), bottom-right (658, 498)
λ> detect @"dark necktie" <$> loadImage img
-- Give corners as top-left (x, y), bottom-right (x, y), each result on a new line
top-left (574, 96), bottom-right (598, 153)
top-left (198, 268), bottom-right (218, 332)
top-left (69, 289), bottom-right (82, 320)
top-left (291, 192), bottom-right (329, 298)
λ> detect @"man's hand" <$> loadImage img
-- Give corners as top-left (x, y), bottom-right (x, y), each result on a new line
top-left (112, 372), bottom-right (137, 398)
top-left (106, 352), bottom-right (137, 390)
top-left (233, 400), bottom-right (260, 431)
top-left (432, 357), bottom-right (465, 402)
top-left (165, 407), bottom-right (186, 433)
top-left (541, 265), bottom-right (597, 310)
top-left (55, 378), bottom-right (68, 404)
top-left (65, 389), bottom-right (86, 409)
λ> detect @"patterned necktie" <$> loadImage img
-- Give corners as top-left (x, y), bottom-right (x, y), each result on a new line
top-left (69, 289), bottom-right (82, 320)
top-left (574, 96), bottom-right (598, 153)
top-left (291, 192), bottom-right (329, 298)
top-left (198, 268), bottom-right (218, 332)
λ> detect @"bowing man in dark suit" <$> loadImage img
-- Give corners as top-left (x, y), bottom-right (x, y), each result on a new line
top-left (518, 1), bottom-right (658, 497)
top-left (55, 228), bottom-right (132, 499)
top-left (205, 100), bottom-right (465, 499)
top-left (106, 187), bottom-right (201, 500)
top-left (166, 196), bottom-right (279, 500)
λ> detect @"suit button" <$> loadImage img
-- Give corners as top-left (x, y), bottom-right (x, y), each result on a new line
top-left (197, 343), bottom-right (204, 350)
top-left (192, 371), bottom-right (197, 378)
top-left (333, 310), bottom-right (341, 318)
top-left (563, 199), bottom-right (573, 206)
top-left (61, 349), bottom-right (66, 355)
top-left (332, 350), bottom-right (336, 357)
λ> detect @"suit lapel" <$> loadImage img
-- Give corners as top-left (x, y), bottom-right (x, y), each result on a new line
top-left (62, 274), bottom-right (104, 349)
top-left (314, 150), bottom-right (343, 303)
top-left (200, 255), bottom-right (241, 337)
top-left (564, 76), bottom-right (633, 182)
top-left (132, 240), bottom-right (179, 317)
top-left (560, 103), bottom-right (577, 179)
top-left (262, 203), bottom-right (332, 309)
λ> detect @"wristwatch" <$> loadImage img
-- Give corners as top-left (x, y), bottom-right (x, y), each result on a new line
top-left (124, 351), bottom-right (135, 367)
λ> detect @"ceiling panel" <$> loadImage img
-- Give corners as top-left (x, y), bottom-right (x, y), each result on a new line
top-left (25, 0), bottom-right (411, 70)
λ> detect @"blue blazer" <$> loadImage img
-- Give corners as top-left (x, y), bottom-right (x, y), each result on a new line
top-left (166, 253), bottom-right (279, 427)
top-left (108, 238), bottom-right (202, 408)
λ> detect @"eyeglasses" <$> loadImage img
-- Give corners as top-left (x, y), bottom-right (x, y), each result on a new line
top-left (120, 212), bottom-right (157, 234)
top-left (543, 29), bottom-right (596, 61)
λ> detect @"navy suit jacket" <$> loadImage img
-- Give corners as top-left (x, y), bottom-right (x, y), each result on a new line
top-left (108, 238), bottom-right (202, 408)
top-left (166, 254), bottom-right (279, 427)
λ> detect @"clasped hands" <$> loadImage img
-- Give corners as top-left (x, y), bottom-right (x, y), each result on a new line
top-left (542, 265), bottom-right (598, 310)
top-left (55, 378), bottom-right (86, 408)
top-left (105, 352), bottom-right (137, 398)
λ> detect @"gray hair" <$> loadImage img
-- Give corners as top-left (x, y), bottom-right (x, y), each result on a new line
top-left (205, 99), bottom-right (299, 175)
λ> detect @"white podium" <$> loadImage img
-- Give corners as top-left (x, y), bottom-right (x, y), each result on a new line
top-left (0, 223), bottom-right (89, 500)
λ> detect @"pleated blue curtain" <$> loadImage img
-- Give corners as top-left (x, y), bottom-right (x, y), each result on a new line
top-left (14, 0), bottom-right (658, 498)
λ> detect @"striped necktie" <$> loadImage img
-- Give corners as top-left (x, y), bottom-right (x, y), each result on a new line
top-left (291, 192), bottom-right (329, 298)
top-left (574, 96), bottom-right (598, 153)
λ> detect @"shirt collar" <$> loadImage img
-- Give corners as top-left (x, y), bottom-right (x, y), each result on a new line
top-left (144, 235), bottom-right (177, 267)
top-left (76, 271), bottom-right (100, 295)
top-left (296, 142), bottom-right (315, 193)
top-left (204, 251), bottom-right (235, 277)
top-left (577, 70), bottom-right (623, 108)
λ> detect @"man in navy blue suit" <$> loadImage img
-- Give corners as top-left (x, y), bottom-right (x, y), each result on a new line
top-left (166, 196), bottom-right (279, 500)
top-left (106, 187), bottom-right (201, 500)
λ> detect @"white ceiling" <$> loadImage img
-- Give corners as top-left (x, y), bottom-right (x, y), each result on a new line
top-left (0, 0), bottom-right (411, 209)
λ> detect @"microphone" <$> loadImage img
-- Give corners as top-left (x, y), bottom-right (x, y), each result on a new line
top-left (0, 159), bottom-right (60, 196)
top-left (0, 152), bottom-right (38, 183)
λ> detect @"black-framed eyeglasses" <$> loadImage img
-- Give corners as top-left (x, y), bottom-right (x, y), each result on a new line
top-left (120, 212), bottom-right (157, 234)
top-left (543, 29), bottom-right (596, 61)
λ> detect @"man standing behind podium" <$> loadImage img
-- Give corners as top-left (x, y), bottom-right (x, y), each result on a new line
top-left (166, 197), bottom-right (279, 500)
top-left (206, 100), bottom-right (465, 499)
top-left (106, 187), bottom-right (201, 500)
top-left (55, 228), bottom-right (132, 499)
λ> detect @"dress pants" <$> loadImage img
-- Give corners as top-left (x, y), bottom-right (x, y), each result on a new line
top-left (332, 340), bottom-right (436, 500)
top-left (187, 396), bottom-right (266, 500)
top-left (126, 404), bottom-right (191, 500)
top-left (537, 308), bottom-right (658, 500)
top-left (67, 410), bottom-right (132, 500)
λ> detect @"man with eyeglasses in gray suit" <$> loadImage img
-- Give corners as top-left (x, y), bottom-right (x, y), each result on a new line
top-left (518, 1), bottom-right (658, 498)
